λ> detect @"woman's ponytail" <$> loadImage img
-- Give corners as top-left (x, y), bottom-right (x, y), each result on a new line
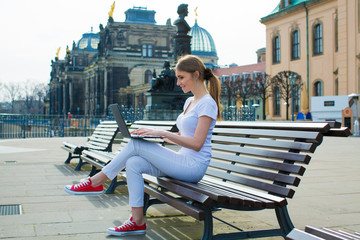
top-left (204, 68), bottom-right (221, 120)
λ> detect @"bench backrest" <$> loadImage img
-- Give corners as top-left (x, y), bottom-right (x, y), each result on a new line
top-left (207, 125), bottom-right (324, 199)
top-left (85, 121), bottom-right (119, 151)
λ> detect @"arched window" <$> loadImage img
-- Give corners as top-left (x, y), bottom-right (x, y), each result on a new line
top-left (291, 30), bottom-right (300, 60)
top-left (144, 70), bottom-right (152, 84)
top-left (314, 81), bottom-right (323, 96)
top-left (273, 86), bottom-right (281, 116)
top-left (314, 23), bottom-right (323, 55)
top-left (273, 36), bottom-right (281, 64)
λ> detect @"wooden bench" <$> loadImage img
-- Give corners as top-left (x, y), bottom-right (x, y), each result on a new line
top-left (121, 121), bottom-right (350, 240)
top-left (80, 121), bottom-right (176, 193)
top-left (61, 121), bottom-right (118, 170)
top-left (287, 226), bottom-right (360, 240)
top-left (77, 121), bottom-right (350, 239)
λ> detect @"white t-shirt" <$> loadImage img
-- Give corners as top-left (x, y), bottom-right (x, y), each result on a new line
top-left (176, 94), bottom-right (218, 165)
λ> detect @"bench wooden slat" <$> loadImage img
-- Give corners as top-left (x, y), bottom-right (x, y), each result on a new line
top-left (194, 180), bottom-right (268, 208)
top-left (143, 185), bottom-right (206, 220)
top-left (201, 176), bottom-right (287, 205)
top-left (305, 226), bottom-right (360, 240)
top-left (212, 135), bottom-right (316, 153)
top-left (286, 228), bottom-right (325, 240)
top-left (143, 175), bottom-right (211, 206)
top-left (212, 143), bottom-right (311, 164)
top-left (205, 168), bottom-right (295, 198)
top-left (215, 121), bottom-right (330, 133)
top-left (209, 159), bottom-right (301, 186)
top-left (211, 152), bottom-right (306, 175)
top-left (164, 178), bottom-right (228, 203)
top-left (82, 150), bottom-right (116, 164)
top-left (213, 128), bottom-right (323, 142)
top-left (122, 174), bottom-right (206, 221)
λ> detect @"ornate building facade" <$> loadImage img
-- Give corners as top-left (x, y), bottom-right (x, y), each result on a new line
top-left (49, 6), bottom-right (220, 116)
top-left (49, 7), bottom-right (176, 115)
top-left (261, 0), bottom-right (360, 120)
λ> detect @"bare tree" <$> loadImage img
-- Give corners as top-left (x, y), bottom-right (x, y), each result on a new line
top-left (23, 81), bottom-right (48, 114)
top-left (271, 71), bottom-right (303, 120)
top-left (3, 82), bottom-right (23, 113)
top-left (221, 76), bottom-right (237, 108)
top-left (254, 73), bottom-right (273, 120)
top-left (234, 75), bottom-right (256, 108)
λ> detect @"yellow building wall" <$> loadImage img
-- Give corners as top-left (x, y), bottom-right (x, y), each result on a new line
top-left (262, 0), bottom-right (360, 120)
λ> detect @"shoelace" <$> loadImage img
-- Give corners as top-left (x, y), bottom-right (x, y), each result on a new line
top-left (73, 178), bottom-right (90, 189)
top-left (117, 219), bottom-right (135, 230)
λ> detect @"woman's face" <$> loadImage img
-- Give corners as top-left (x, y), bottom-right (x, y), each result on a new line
top-left (175, 70), bottom-right (195, 93)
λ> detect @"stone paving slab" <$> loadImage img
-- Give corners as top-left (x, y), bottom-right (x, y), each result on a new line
top-left (0, 136), bottom-right (359, 239)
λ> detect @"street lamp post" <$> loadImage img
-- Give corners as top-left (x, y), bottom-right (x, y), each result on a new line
top-left (289, 74), bottom-right (296, 121)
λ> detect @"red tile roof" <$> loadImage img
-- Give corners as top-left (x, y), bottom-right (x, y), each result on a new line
top-left (214, 62), bottom-right (266, 76)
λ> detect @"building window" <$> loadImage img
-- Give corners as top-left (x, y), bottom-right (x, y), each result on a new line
top-left (335, 78), bottom-right (339, 95)
top-left (142, 44), bottom-right (153, 57)
top-left (314, 23), bottom-right (323, 55)
top-left (273, 86), bottom-right (281, 116)
top-left (314, 81), bottom-right (323, 96)
top-left (273, 36), bottom-right (281, 64)
top-left (144, 70), bottom-right (152, 84)
top-left (291, 30), bottom-right (300, 60)
top-left (335, 12), bottom-right (338, 52)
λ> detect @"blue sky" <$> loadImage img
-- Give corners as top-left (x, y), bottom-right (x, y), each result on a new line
top-left (0, 0), bottom-right (278, 87)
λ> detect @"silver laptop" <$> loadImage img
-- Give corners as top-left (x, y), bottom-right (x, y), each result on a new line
top-left (109, 104), bottom-right (164, 139)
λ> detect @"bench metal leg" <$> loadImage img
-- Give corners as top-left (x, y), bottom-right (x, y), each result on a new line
top-left (64, 153), bottom-right (73, 164)
top-left (202, 208), bottom-right (214, 240)
top-left (88, 166), bottom-right (100, 177)
top-left (74, 158), bottom-right (88, 171)
top-left (275, 206), bottom-right (295, 237)
top-left (143, 193), bottom-right (150, 216)
top-left (105, 176), bottom-right (126, 194)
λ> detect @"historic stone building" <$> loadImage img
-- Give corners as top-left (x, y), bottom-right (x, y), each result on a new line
top-left (261, 0), bottom-right (360, 120)
top-left (49, 6), bottom-right (220, 116)
top-left (49, 7), bottom-right (176, 116)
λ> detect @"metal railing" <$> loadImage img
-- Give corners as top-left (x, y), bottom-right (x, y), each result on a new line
top-left (0, 105), bottom-right (255, 139)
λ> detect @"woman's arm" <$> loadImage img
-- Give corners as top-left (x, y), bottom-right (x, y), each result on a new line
top-left (134, 116), bottom-right (212, 152)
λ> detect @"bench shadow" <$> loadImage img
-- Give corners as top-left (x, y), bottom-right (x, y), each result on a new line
top-left (54, 163), bottom-right (88, 176)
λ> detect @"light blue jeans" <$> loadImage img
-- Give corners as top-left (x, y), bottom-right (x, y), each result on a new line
top-left (102, 139), bottom-right (208, 207)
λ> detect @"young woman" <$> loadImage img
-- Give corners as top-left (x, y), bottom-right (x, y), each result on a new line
top-left (64, 55), bottom-right (221, 236)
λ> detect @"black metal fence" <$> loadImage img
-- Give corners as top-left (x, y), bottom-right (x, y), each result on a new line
top-left (0, 105), bottom-right (255, 139)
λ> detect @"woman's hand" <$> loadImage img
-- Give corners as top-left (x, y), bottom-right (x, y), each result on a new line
top-left (131, 128), bottom-right (166, 137)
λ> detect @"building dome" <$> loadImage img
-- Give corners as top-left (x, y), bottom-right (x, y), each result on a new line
top-left (189, 22), bottom-right (217, 58)
top-left (77, 32), bottom-right (100, 52)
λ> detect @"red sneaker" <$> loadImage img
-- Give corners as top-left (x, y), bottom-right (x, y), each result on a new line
top-left (64, 177), bottom-right (103, 195)
top-left (107, 217), bottom-right (146, 236)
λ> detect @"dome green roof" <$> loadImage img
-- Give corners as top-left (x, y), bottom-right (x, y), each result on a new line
top-left (189, 22), bottom-right (217, 58)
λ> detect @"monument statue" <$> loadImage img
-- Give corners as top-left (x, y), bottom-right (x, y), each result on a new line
top-left (173, 4), bottom-right (192, 61)
top-left (148, 61), bottom-right (177, 92)
top-left (173, 4), bottom-right (191, 36)
top-left (144, 4), bottom-right (192, 116)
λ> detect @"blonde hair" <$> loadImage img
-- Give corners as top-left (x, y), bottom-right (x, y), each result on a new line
top-left (176, 55), bottom-right (221, 120)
